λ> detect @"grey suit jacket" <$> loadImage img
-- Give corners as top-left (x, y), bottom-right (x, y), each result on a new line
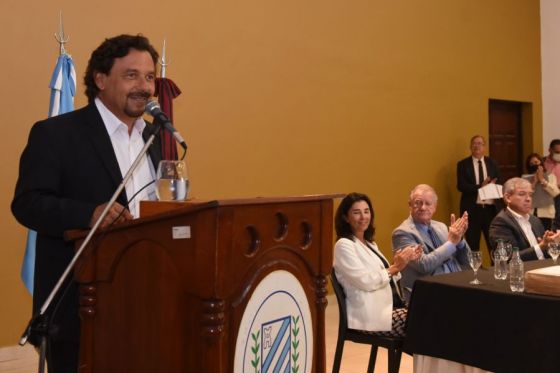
top-left (392, 215), bottom-right (470, 301)
top-left (489, 208), bottom-right (547, 261)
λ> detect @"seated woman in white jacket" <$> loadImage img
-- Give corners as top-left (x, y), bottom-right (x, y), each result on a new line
top-left (334, 192), bottom-right (422, 337)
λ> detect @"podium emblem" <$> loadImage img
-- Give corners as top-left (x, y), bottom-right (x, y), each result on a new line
top-left (234, 270), bottom-right (313, 373)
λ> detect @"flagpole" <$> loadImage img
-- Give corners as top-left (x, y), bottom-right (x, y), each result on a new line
top-left (19, 13), bottom-right (76, 373)
top-left (21, 11), bottom-right (77, 297)
top-left (54, 11), bottom-right (69, 56)
top-left (160, 38), bottom-right (168, 78)
top-left (156, 38), bottom-right (182, 160)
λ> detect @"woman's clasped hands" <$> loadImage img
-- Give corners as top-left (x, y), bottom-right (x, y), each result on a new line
top-left (393, 244), bottom-right (423, 272)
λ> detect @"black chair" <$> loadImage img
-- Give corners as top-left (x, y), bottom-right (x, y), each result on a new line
top-left (330, 269), bottom-right (404, 373)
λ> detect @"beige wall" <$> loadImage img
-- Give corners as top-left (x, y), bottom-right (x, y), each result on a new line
top-left (0, 0), bottom-right (542, 346)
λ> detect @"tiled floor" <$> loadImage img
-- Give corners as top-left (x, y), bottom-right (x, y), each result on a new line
top-left (0, 343), bottom-right (39, 373)
top-left (0, 294), bottom-right (413, 372)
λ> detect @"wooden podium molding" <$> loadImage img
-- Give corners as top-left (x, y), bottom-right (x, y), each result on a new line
top-left (72, 195), bottom-right (340, 372)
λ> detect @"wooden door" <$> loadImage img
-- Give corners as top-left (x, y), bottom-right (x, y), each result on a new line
top-left (488, 100), bottom-right (523, 182)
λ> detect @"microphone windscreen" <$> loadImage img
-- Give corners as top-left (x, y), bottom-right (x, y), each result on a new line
top-left (144, 100), bottom-right (161, 116)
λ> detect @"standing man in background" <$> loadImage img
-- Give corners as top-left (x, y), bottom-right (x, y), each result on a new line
top-left (543, 139), bottom-right (560, 229)
top-left (12, 34), bottom-right (161, 373)
top-left (457, 135), bottom-right (500, 257)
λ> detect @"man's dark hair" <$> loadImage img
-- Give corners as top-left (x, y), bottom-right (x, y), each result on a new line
top-left (334, 192), bottom-right (376, 242)
top-left (84, 34), bottom-right (159, 103)
top-left (549, 139), bottom-right (560, 149)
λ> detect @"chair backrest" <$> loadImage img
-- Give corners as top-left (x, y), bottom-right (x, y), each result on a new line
top-left (330, 268), bottom-right (348, 330)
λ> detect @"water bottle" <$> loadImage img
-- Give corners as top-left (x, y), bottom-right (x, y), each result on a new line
top-left (509, 247), bottom-right (524, 292)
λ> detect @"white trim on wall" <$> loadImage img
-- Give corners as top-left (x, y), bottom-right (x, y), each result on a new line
top-left (541, 0), bottom-right (560, 149)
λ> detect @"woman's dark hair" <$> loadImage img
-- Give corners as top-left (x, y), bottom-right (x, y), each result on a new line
top-left (525, 152), bottom-right (542, 173)
top-left (84, 34), bottom-right (159, 103)
top-left (334, 192), bottom-right (375, 242)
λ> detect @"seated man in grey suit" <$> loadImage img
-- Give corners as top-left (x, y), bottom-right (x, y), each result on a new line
top-left (489, 177), bottom-right (560, 261)
top-left (392, 184), bottom-right (470, 301)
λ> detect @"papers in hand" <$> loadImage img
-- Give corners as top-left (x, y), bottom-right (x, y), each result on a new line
top-left (478, 183), bottom-right (503, 201)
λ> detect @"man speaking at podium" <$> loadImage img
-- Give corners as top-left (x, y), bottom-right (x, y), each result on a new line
top-left (12, 34), bottom-right (162, 372)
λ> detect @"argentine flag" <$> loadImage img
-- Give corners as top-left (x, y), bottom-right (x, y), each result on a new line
top-left (21, 53), bottom-right (76, 294)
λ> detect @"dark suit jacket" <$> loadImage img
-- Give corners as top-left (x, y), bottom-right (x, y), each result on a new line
top-left (457, 156), bottom-right (500, 213)
top-left (489, 208), bottom-right (547, 261)
top-left (12, 104), bottom-right (161, 343)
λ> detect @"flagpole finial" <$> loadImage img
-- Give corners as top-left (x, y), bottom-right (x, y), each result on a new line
top-left (159, 38), bottom-right (169, 78)
top-left (54, 11), bottom-right (69, 56)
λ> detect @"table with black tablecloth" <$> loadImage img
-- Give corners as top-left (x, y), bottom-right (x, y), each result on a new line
top-left (405, 260), bottom-right (560, 373)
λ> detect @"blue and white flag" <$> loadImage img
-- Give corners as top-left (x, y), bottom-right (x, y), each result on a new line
top-left (21, 53), bottom-right (76, 294)
top-left (49, 54), bottom-right (76, 116)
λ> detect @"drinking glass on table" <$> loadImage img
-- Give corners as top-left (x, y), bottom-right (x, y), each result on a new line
top-left (155, 160), bottom-right (189, 201)
top-left (548, 242), bottom-right (560, 265)
top-left (467, 250), bottom-right (482, 285)
top-left (502, 242), bottom-right (513, 262)
top-left (492, 250), bottom-right (508, 280)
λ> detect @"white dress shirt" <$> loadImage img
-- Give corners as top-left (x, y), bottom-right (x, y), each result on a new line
top-left (472, 156), bottom-right (494, 205)
top-left (95, 98), bottom-right (156, 218)
top-left (507, 207), bottom-right (545, 259)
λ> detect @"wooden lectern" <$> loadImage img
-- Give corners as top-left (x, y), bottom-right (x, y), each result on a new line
top-left (73, 195), bottom-right (339, 372)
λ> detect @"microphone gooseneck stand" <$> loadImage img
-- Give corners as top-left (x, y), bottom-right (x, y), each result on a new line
top-left (19, 122), bottom-right (162, 373)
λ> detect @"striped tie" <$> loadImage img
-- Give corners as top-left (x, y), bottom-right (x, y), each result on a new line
top-left (428, 226), bottom-right (460, 273)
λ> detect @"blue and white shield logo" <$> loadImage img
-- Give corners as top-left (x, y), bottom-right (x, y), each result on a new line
top-left (235, 270), bottom-right (313, 373)
top-left (261, 316), bottom-right (291, 372)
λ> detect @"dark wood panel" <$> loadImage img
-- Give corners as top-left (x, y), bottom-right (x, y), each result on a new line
top-left (489, 99), bottom-right (522, 182)
top-left (73, 196), bottom-right (338, 372)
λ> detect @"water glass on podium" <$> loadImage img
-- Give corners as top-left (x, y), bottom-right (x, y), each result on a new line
top-left (155, 160), bottom-right (189, 201)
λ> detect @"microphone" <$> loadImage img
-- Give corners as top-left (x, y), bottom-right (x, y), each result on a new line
top-left (144, 100), bottom-right (187, 150)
